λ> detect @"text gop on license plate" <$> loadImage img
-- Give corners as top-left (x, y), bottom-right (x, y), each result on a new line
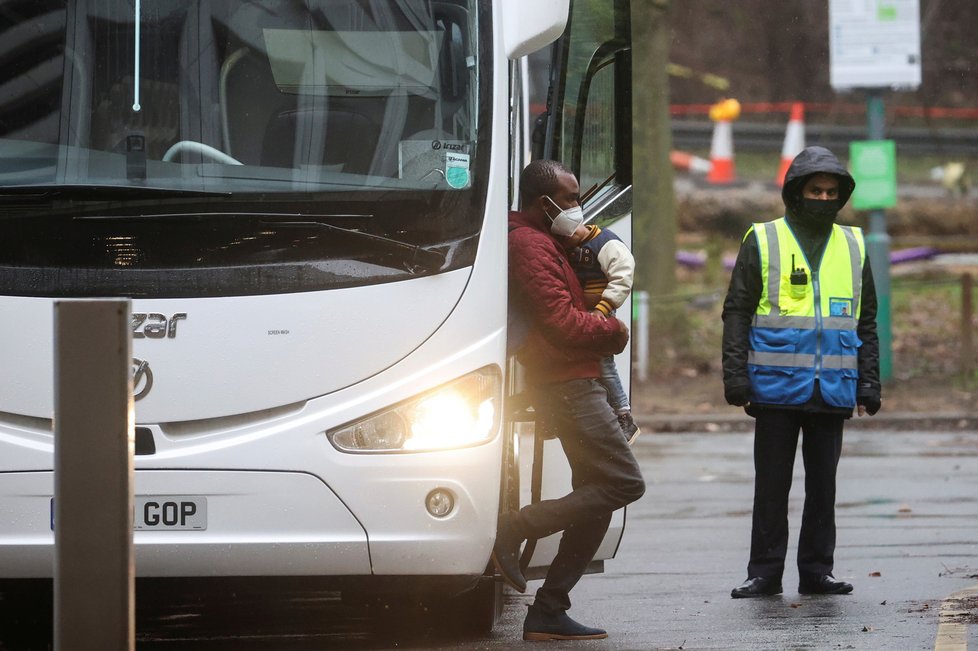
top-left (136, 496), bottom-right (207, 530)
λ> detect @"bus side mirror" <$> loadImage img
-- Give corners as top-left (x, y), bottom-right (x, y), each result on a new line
top-left (501, 0), bottom-right (569, 60)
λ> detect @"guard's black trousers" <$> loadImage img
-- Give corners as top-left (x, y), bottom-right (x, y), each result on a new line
top-left (518, 378), bottom-right (646, 614)
top-left (747, 409), bottom-right (845, 583)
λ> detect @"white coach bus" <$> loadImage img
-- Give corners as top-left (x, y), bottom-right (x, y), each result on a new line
top-left (0, 0), bottom-right (635, 632)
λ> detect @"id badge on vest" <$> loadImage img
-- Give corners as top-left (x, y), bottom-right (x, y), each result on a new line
top-left (829, 297), bottom-right (854, 318)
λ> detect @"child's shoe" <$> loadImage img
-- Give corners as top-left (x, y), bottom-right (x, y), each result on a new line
top-left (617, 412), bottom-right (641, 445)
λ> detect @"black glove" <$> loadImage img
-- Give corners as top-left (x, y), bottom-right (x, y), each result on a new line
top-left (725, 383), bottom-right (751, 407)
top-left (857, 384), bottom-right (881, 415)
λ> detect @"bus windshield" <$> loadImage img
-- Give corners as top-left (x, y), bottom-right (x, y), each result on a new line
top-left (0, 0), bottom-right (489, 296)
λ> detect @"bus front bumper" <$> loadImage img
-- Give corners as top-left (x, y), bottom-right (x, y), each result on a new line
top-left (0, 469), bottom-right (495, 579)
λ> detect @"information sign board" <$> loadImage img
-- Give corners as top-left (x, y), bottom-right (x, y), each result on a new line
top-left (829, 0), bottom-right (921, 90)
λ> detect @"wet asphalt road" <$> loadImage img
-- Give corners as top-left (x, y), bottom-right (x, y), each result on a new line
top-left (3, 428), bottom-right (977, 650)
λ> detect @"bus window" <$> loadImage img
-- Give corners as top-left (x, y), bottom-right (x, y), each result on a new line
top-left (545, 0), bottom-right (631, 196)
top-left (0, 0), bottom-right (484, 194)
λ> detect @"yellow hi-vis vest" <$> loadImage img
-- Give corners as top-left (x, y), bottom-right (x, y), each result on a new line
top-left (748, 218), bottom-right (866, 408)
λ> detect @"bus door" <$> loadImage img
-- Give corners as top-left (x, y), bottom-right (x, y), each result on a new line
top-left (506, 0), bottom-right (634, 579)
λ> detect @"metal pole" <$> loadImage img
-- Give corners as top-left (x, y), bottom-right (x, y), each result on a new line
top-left (864, 89), bottom-right (893, 381)
top-left (54, 299), bottom-right (134, 651)
top-left (962, 273), bottom-right (974, 377)
top-left (635, 290), bottom-right (649, 382)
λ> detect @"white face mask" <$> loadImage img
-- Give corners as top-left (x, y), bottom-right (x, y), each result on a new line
top-left (545, 196), bottom-right (584, 237)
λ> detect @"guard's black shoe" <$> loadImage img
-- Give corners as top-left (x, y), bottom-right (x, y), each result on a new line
top-left (522, 604), bottom-right (608, 641)
top-left (618, 412), bottom-right (641, 445)
top-left (730, 576), bottom-right (783, 599)
top-left (491, 511), bottom-right (526, 593)
top-left (799, 574), bottom-right (853, 595)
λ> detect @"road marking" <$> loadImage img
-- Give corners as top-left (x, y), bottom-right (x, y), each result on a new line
top-left (935, 584), bottom-right (978, 651)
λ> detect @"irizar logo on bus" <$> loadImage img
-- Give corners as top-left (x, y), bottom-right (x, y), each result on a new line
top-left (131, 312), bottom-right (187, 339)
top-left (129, 313), bottom-right (184, 401)
top-left (430, 140), bottom-right (470, 153)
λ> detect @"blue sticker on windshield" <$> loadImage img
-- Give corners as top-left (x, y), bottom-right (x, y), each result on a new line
top-left (445, 152), bottom-right (470, 189)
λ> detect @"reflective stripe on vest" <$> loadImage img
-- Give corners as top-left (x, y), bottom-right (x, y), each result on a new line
top-left (748, 218), bottom-right (865, 408)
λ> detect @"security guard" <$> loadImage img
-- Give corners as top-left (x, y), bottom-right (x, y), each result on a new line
top-left (722, 146), bottom-right (882, 599)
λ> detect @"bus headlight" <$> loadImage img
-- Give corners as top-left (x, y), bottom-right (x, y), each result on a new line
top-left (327, 367), bottom-right (501, 453)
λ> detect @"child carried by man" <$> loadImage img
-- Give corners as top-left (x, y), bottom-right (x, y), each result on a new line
top-left (558, 221), bottom-right (640, 444)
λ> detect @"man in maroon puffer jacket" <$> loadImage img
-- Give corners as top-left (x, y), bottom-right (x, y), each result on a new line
top-left (492, 160), bottom-right (646, 642)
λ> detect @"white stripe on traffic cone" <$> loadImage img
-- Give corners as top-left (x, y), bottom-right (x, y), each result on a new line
top-left (670, 150), bottom-right (712, 175)
top-left (776, 102), bottom-right (806, 187)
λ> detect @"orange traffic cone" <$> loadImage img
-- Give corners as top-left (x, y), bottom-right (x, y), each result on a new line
top-left (776, 102), bottom-right (806, 187)
top-left (706, 99), bottom-right (739, 185)
top-left (706, 120), bottom-right (735, 184)
top-left (670, 150), bottom-right (712, 174)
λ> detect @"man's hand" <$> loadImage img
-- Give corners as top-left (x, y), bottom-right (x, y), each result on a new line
top-left (724, 383), bottom-right (751, 407)
top-left (616, 318), bottom-right (630, 340)
top-left (857, 397), bottom-right (881, 417)
top-left (857, 384), bottom-right (881, 416)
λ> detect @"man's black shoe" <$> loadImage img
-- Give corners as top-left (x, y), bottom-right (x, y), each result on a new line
top-left (491, 511), bottom-right (526, 593)
top-left (730, 576), bottom-right (783, 599)
top-left (799, 574), bottom-right (853, 595)
top-left (522, 604), bottom-right (608, 641)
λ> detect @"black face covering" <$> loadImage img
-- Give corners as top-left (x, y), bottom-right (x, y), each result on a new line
top-left (795, 198), bottom-right (841, 229)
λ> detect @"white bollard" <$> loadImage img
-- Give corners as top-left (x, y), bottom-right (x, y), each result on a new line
top-left (54, 299), bottom-right (134, 651)
top-left (635, 291), bottom-right (649, 383)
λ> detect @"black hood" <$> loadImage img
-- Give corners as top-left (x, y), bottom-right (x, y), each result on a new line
top-left (781, 146), bottom-right (856, 215)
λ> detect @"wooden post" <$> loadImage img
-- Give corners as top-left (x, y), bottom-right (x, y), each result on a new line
top-left (54, 299), bottom-right (134, 651)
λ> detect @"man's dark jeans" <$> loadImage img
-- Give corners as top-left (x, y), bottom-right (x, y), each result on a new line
top-left (747, 409), bottom-right (845, 582)
top-left (520, 378), bottom-right (646, 614)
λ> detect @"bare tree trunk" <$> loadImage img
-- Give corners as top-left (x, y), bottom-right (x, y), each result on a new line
top-left (632, 0), bottom-right (681, 371)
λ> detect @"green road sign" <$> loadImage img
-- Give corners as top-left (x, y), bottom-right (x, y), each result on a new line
top-left (850, 139), bottom-right (897, 210)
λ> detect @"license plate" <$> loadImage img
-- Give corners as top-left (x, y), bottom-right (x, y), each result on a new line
top-left (50, 496), bottom-right (207, 531)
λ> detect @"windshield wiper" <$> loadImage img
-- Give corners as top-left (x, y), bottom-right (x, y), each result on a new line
top-left (269, 218), bottom-right (447, 274)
